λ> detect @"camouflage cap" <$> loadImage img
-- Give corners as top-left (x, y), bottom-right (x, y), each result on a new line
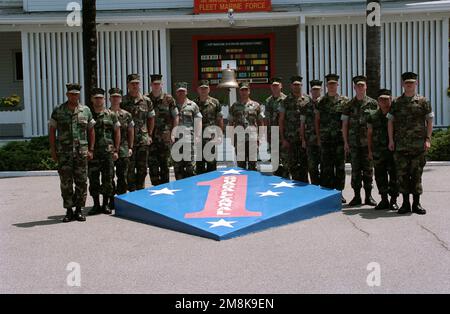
top-left (270, 77), bottom-right (283, 85)
top-left (108, 88), bottom-right (123, 97)
top-left (377, 88), bottom-right (392, 99)
top-left (66, 83), bottom-right (82, 94)
top-left (239, 81), bottom-right (250, 89)
top-left (401, 72), bottom-right (418, 83)
top-left (175, 82), bottom-right (188, 91)
top-left (91, 88), bottom-right (105, 98)
top-left (309, 80), bottom-right (323, 89)
top-left (352, 75), bottom-right (367, 85)
top-left (127, 73), bottom-right (141, 83)
top-left (290, 75), bottom-right (303, 84)
top-left (150, 74), bottom-right (162, 83)
top-left (198, 80), bottom-right (210, 88)
top-left (325, 73), bottom-right (340, 83)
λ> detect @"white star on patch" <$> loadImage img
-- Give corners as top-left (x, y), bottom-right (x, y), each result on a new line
top-left (207, 219), bottom-right (237, 228)
top-left (270, 181), bottom-right (296, 188)
top-left (148, 187), bottom-right (181, 196)
top-left (257, 190), bottom-right (283, 197)
top-left (220, 169), bottom-right (243, 175)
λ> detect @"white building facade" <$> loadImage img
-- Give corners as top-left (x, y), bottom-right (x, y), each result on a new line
top-left (0, 0), bottom-right (449, 137)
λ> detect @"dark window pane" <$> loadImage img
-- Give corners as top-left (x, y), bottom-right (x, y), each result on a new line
top-left (15, 52), bottom-right (23, 81)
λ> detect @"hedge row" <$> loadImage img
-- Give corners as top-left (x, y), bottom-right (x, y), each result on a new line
top-left (0, 136), bottom-right (57, 171)
top-left (427, 128), bottom-right (450, 161)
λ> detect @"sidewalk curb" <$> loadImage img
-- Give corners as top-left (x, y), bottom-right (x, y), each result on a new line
top-left (1, 161), bottom-right (449, 178)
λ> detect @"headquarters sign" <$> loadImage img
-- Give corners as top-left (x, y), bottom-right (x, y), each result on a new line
top-left (194, 0), bottom-right (272, 14)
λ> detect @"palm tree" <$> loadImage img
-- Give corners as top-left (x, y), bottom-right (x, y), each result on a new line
top-left (82, 0), bottom-right (97, 109)
top-left (366, 0), bottom-right (381, 99)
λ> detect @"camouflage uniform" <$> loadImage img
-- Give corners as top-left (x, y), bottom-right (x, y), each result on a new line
top-left (316, 93), bottom-right (348, 191)
top-left (342, 95), bottom-right (378, 191)
top-left (88, 109), bottom-right (120, 199)
top-left (147, 92), bottom-right (178, 186)
top-left (300, 96), bottom-right (321, 185)
top-left (229, 98), bottom-right (264, 171)
top-left (121, 93), bottom-right (155, 191)
top-left (49, 101), bottom-right (95, 209)
top-left (174, 98), bottom-right (202, 179)
top-left (112, 108), bottom-right (134, 195)
top-left (387, 94), bottom-right (433, 195)
top-left (264, 92), bottom-right (286, 176)
top-left (195, 95), bottom-right (222, 174)
top-left (367, 108), bottom-right (398, 198)
top-left (279, 93), bottom-right (309, 182)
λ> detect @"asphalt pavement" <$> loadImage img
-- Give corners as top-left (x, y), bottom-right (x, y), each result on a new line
top-left (1, 165), bottom-right (449, 293)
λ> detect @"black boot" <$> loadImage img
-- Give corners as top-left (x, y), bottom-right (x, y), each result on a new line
top-left (88, 195), bottom-right (102, 215)
top-left (364, 188), bottom-right (377, 206)
top-left (102, 195), bottom-right (112, 214)
top-left (74, 207), bottom-right (86, 222)
top-left (375, 194), bottom-right (389, 210)
top-left (62, 208), bottom-right (74, 223)
top-left (348, 189), bottom-right (362, 206)
top-left (412, 194), bottom-right (427, 215)
top-left (389, 196), bottom-right (399, 211)
top-left (398, 193), bottom-right (411, 214)
top-left (108, 195), bottom-right (115, 210)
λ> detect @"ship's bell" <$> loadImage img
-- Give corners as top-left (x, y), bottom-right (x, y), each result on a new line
top-left (218, 64), bottom-right (239, 89)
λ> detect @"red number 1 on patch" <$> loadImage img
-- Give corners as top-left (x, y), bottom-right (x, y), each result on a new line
top-left (184, 175), bottom-right (262, 218)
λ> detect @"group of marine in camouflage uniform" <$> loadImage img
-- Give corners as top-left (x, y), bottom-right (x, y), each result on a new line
top-left (49, 71), bottom-right (433, 223)
top-left (262, 72), bottom-right (433, 216)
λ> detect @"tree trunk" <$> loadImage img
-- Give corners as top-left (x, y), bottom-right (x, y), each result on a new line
top-left (82, 0), bottom-right (97, 109)
top-left (365, 0), bottom-right (381, 99)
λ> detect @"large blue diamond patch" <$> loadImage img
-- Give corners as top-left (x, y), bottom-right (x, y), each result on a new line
top-left (115, 168), bottom-right (341, 240)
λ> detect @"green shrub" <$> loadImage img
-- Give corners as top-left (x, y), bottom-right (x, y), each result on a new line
top-left (0, 136), bottom-right (57, 171)
top-left (0, 128), bottom-right (448, 171)
top-left (427, 128), bottom-right (450, 161)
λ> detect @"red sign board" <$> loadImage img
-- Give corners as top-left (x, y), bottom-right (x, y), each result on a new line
top-left (194, 0), bottom-right (272, 14)
top-left (193, 34), bottom-right (275, 88)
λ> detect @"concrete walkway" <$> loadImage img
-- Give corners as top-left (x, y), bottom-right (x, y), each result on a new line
top-left (0, 165), bottom-right (449, 293)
